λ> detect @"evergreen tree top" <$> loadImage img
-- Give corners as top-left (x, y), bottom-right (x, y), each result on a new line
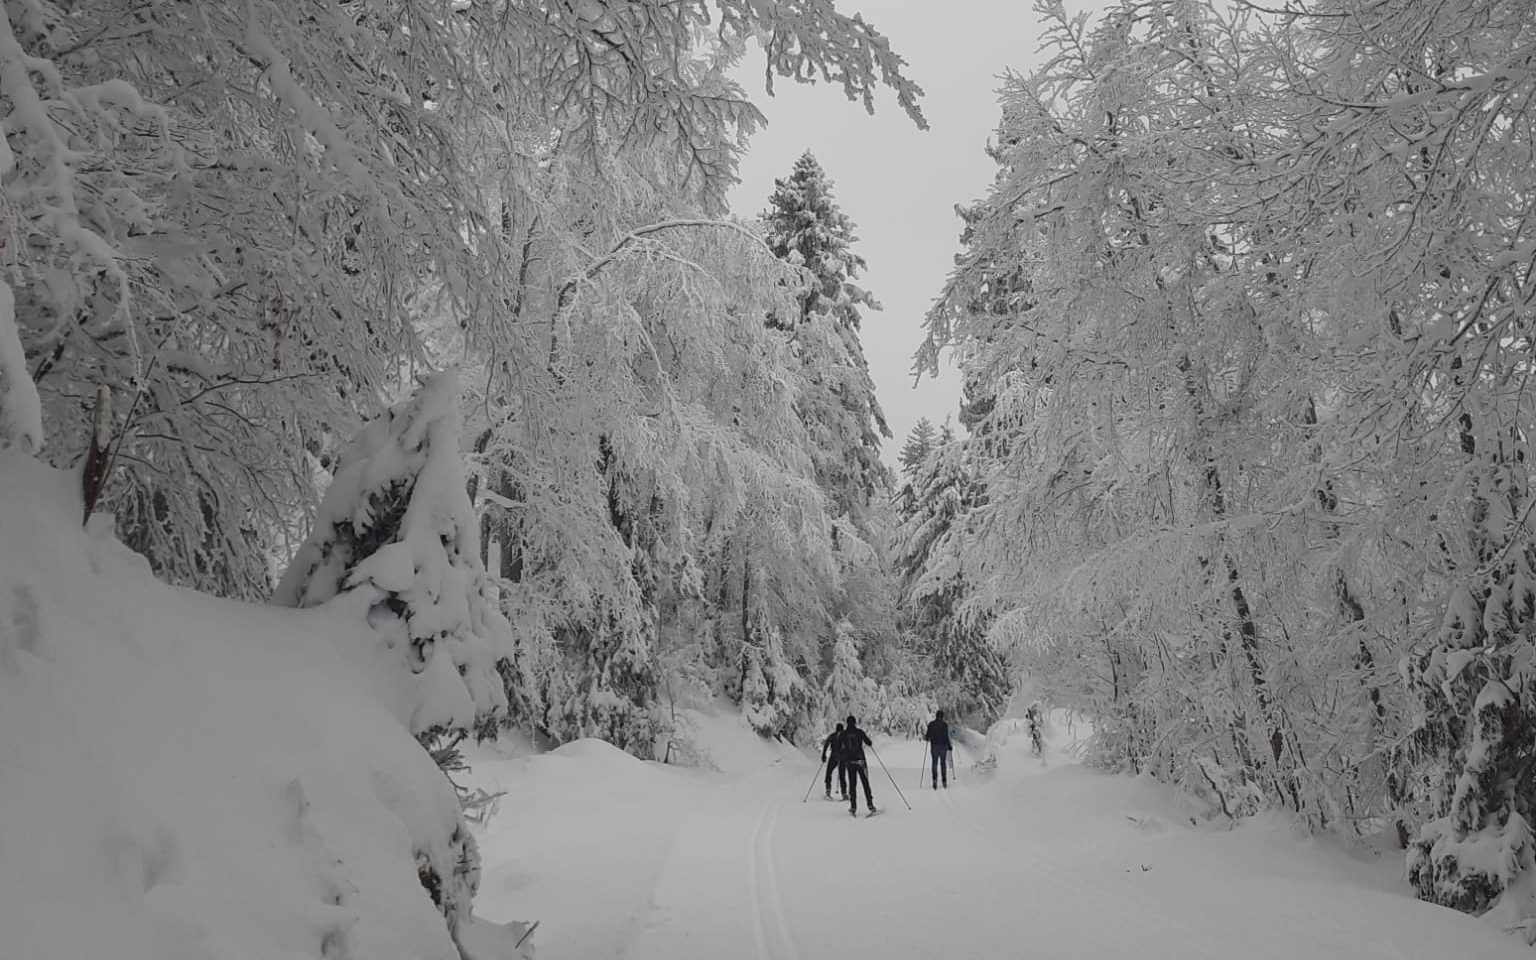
top-left (761, 150), bottom-right (878, 331)
top-left (899, 418), bottom-right (938, 479)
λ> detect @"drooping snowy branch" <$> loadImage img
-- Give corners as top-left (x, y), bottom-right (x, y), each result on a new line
top-left (0, 278), bottom-right (42, 454)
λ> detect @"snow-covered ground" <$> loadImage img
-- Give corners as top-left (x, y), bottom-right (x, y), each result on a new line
top-left (0, 452), bottom-right (527, 960)
top-left (464, 711), bottom-right (1532, 960)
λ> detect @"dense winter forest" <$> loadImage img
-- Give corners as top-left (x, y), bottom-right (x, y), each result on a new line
top-left (3, 0), bottom-right (1536, 953)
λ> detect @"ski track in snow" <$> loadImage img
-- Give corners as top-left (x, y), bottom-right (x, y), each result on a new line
top-left (747, 798), bottom-right (802, 960)
top-left (746, 801), bottom-right (773, 960)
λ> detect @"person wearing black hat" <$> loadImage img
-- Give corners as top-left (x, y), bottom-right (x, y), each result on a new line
top-left (838, 715), bottom-right (876, 816)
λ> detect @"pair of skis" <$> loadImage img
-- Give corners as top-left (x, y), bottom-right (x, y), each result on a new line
top-left (824, 792), bottom-right (879, 817)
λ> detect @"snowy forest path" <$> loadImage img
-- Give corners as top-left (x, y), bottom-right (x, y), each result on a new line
top-left (615, 741), bottom-right (1253, 960)
top-left (470, 730), bottom-right (1536, 960)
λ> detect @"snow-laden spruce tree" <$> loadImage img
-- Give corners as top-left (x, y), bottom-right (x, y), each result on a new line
top-left (276, 371), bottom-right (513, 742)
top-left (764, 151), bottom-right (877, 331)
top-left (1403, 442), bottom-right (1536, 917)
top-left (755, 150), bottom-right (899, 732)
top-left (762, 151), bottom-right (891, 521)
top-left (739, 620), bottom-right (812, 741)
top-left (822, 620), bottom-right (874, 724)
top-left (898, 418), bottom-right (937, 482)
top-left (892, 426), bottom-right (1012, 726)
top-left (539, 435), bottom-right (665, 755)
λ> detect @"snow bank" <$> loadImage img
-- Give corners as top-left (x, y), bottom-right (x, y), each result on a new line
top-left (461, 704), bottom-right (812, 960)
top-left (0, 451), bottom-right (530, 959)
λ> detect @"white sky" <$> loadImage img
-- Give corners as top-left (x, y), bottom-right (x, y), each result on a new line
top-left (727, 1), bottom-right (1062, 470)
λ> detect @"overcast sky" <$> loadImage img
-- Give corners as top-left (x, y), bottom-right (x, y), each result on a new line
top-left (728, 1), bottom-right (1064, 470)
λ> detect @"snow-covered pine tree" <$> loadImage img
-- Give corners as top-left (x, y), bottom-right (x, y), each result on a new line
top-left (892, 428), bottom-right (1012, 726)
top-left (756, 150), bottom-right (898, 732)
top-left (894, 416), bottom-right (944, 524)
top-left (898, 418), bottom-right (937, 480)
top-left (275, 371), bottom-right (514, 743)
top-left (1403, 438), bottom-right (1536, 917)
top-left (764, 151), bottom-right (878, 332)
top-left (822, 620), bottom-right (874, 724)
top-left (544, 434), bottom-right (664, 756)
top-left (739, 618), bottom-right (812, 741)
top-left (739, 640), bottom-right (773, 737)
top-left (762, 151), bottom-right (891, 521)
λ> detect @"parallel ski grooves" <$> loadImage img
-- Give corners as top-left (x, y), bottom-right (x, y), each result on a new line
top-left (747, 798), bottom-right (800, 960)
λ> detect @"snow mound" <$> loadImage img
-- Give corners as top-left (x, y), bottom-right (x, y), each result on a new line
top-left (461, 703), bottom-right (803, 960)
top-left (0, 452), bottom-right (529, 960)
top-left (667, 698), bottom-right (809, 776)
top-left (551, 737), bottom-right (648, 765)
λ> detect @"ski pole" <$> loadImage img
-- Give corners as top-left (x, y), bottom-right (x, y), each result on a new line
top-left (916, 741), bottom-right (927, 789)
top-left (868, 743), bottom-right (912, 810)
top-left (801, 758), bottom-right (827, 803)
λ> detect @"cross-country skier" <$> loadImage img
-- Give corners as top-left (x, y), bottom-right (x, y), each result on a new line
top-left (822, 722), bottom-right (847, 800)
top-left (925, 710), bottom-right (952, 788)
top-left (839, 715), bottom-right (876, 816)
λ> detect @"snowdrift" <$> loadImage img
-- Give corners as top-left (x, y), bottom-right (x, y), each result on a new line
top-left (0, 452), bottom-right (528, 959)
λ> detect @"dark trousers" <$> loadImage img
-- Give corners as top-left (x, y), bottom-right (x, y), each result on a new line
top-left (931, 745), bottom-right (949, 786)
top-left (825, 758), bottom-right (846, 796)
top-left (846, 760), bottom-right (874, 810)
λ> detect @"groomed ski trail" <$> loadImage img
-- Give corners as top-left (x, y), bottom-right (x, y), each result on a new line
top-left (748, 798), bottom-right (802, 960)
top-left (477, 729), bottom-right (1536, 960)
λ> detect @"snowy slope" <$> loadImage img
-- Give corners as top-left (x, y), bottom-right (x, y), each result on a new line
top-left (460, 703), bottom-right (799, 959)
top-left (0, 452), bottom-right (529, 960)
top-left (464, 708), bottom-right (1530, 960)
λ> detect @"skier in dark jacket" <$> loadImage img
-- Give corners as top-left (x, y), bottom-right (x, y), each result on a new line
top-left (924, 710), bottom-right (952, 788)
top-left (822, 723), bottom-right (847, 800)
top-left (839, 715), bottom-right (876, 816)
